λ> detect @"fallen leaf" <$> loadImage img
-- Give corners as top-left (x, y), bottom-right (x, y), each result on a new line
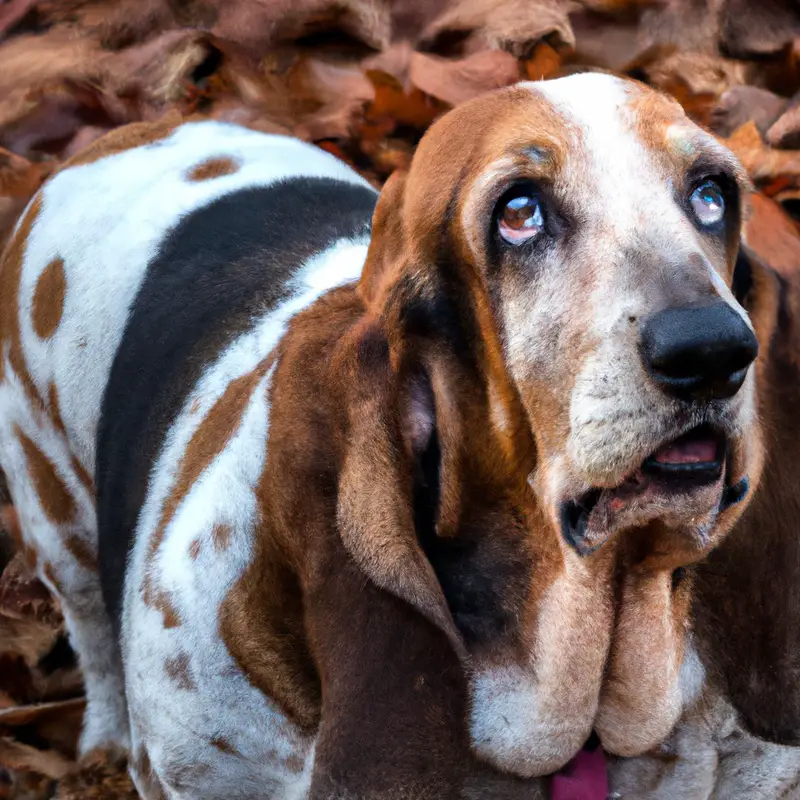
top-left (209, 0), bottom-right (391, 58)
top-left (638, 0), bottom-right (721, 55)
top-left (766, 92), bottom-right (800, 150)
top-left (725, 120), bottom-right (800, 189)
top-left (99, 30), bottom-right (211, 111)
top-left (0, 738), bottom-right (72, 780)
top-left (419, 0), bottom-right (576, 59)
top-left (55, 749), bottom-right (138, 800)
top-left (744, 194), bottom-right (800, 287)
top-left (568, 9), bottom-right (643, 72)
top-left (524, 40), bottom-right (563, 81)
top-left (0, 553), bottom-right (60, 626)
top-left (630, 47), bottom-right (747, 125)
top-left (719, 0), bottom-right (800, 59)
top-left (409, 50), bottom-right (520, 107)
top-left (35, 0), bottom-right (179, 49)
top-left (0, 0), bottom-right (39, 38)
top-left (288, 57), bottom-right (375, 140)
top-left (710, 86), bottom-right (788, 139)
top-left (0, 699), bottom-right (85, 730)
top-left (0, 150), bottom-right (53, 251)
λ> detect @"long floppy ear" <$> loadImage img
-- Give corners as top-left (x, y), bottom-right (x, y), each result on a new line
top-left (334, 321), bottom-right (468, 663)
top-left (692, 239), bottom-right (800, 744)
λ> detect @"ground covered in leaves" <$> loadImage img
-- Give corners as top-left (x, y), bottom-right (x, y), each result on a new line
top-left (2, 0), bottom-right (800, 796)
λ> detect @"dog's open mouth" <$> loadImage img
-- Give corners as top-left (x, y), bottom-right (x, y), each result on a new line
top-left (560, 425), bottom-right (748, 555)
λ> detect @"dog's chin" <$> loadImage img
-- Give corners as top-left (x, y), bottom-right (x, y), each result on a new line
top-left (559, 425), bottom-right (751, 556)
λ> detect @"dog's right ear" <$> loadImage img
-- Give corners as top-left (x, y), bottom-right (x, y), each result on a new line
top-left (333, 312), bottom-right (468, 662)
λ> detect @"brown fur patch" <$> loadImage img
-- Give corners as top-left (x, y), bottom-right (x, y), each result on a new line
top-left (31, 257), bottom-right (66, 340)
top-left (131, 746), bottom-right (167, 800)
top-left (65, 533), bottom-right (97, 571)
top-left (186, 157), bottom-right (240, 182)
top-left (284, 754), bottom-right (304, 773)
top-left (42, 562), bottom-right (65, 597)
top-left (15, 424), bottom-right (75, 525)
top-left (48, 382), bottom-right (66, 436)
top-left (0, 197), bottom-right (44, 406)
top-left (142, 579), bottom-right (182, 629)
top-left (211, 522), bottom-right (233, 551)
top-left (164, 652), bottom-right (195, 690)
top-left (141, 358), bottom-right (271, 626)
top-left (48, 383), bottom-right (93, 496)
top-left (188, 538), bottom-right (202, 560)
top-left (71, 455), bottom-right (95, 496)
top-left (60, 113), bottom-right (182, 171)
top-left (210, 736), bottom-right (238, 756)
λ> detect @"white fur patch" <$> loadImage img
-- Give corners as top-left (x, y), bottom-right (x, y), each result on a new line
top-left (0, 121), bottom-right (373, 796)
top-left (469, 555), bottom-right (612, 777)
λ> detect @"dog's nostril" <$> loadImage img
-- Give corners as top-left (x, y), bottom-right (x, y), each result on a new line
top-left (640, 302), bottom-right (758, 402)
top-left (628, 315), bottom-right (637, 324)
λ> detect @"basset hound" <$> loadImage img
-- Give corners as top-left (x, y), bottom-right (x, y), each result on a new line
top-left (0, 73), bottom-right (764, 798)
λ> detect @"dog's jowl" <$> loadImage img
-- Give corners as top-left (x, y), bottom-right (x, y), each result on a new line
top-left (0, 74), bottom-right (763, 798)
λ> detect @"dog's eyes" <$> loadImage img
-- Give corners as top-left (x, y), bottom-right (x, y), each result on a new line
top-left (498, 194), bottom-right (544, 244)
top-left (690, 180), bottom-right (725, 227)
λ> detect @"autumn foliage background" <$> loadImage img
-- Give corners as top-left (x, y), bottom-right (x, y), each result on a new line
top-left (2, 0), bottom-right (800, 797)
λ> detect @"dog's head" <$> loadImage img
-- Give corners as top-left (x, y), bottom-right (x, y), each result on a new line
top-left (345, 73), bottom-right (762, 776)
top-left (379, 72), bottom-right (760, 558)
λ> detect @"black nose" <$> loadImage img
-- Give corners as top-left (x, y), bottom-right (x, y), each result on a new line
top-left (640, 302), bottom-right (758, 401)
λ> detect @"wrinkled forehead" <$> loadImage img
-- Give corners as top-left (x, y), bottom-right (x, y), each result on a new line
top-left (526, 74), bottom-right (742, 198)
top-left (402, 74), bottom-right (745, 244)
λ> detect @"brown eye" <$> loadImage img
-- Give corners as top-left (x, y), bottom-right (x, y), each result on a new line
top-left (498, 194), bottom-right (544, 244)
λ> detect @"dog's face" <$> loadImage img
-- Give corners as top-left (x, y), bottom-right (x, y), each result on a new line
top-left (396, 72), bottom-right (761, 565)
top-left (356, 73), bottom-right (763, 777)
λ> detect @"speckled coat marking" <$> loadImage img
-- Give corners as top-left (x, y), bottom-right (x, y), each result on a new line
top-left (0, 121), bottom-right (373, 798)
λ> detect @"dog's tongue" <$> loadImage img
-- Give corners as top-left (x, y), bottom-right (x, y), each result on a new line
top-left (652, 432), bottom-right (717, 465)
top-left (551, 746), bottom-right (608, 800)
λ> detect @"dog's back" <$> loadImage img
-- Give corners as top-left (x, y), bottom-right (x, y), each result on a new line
top-left (0, 119), bottom-right (377, 797)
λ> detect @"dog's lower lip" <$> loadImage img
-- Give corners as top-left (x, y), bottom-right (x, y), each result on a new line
top-left (559, 426), bottom-right (730, 553)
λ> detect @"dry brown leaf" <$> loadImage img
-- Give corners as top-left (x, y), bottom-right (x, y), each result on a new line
top-left (638, 0), bottom-right (721, 55)
top-left (0, 31), bottom-right (104, 129)
top-left (631, 48), bottom-right (747, 125)
top-left (0, 739), bottom-right (72, 780)
top-left (389, 0), bottom-right (450, 41)
top-left (288, 57), bottom-right (375, 140)
top-left (710, 86), bottom-right (789, 139)
top-left (0, 699), bottom-right (85, 730)
top-left (409, 50), bottom-right (520, 107)
top-left (725, 120), bottom-right (800, 188)
top-left (719, 0), bottom-right (800, 59)
top-left (0, 0), bottom-right (40, 37)
top-left (362, 41), bottom-right (414, 87)
top-left (744, 194), bottom-right (800, 284)
top-left (419, 0), bottom-right (577, 59)
top-left (35, 0), bottom-right (179, 49)
top-left (210, 0), bottom-right (391, 57)
top-left (99, 30), bottom-right (210, 110)
top-left (54, 749), bottom-right (137, 800)
top-left (524, 41), bottom-right (563, 81)
top-left (766, 93), bottom-right (800, 150)
top-left (576, 0), bottom-right (657, 9)
top-left (569, 9), bottom-right (643, 72)
top-left (0, 554), bottom-right (60, 626)
top-left (0, 150), bottom-right (53, 252)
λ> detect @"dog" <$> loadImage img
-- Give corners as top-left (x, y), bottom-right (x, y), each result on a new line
top-left (607, 194), bottom-right (800, 798)
top-left (0, 73), bottom-right (760, 798)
